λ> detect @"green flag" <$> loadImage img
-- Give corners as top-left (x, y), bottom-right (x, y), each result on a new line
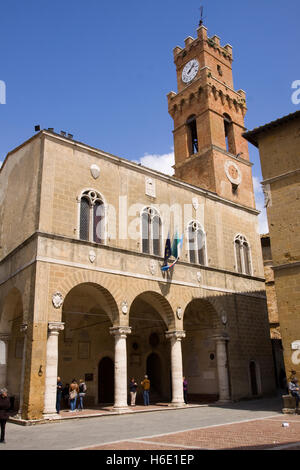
top-left (171, 231), bottom-right (179, 258)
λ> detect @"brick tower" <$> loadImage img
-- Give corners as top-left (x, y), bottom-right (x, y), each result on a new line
top-left (168, 25), bottom-right (255, 208)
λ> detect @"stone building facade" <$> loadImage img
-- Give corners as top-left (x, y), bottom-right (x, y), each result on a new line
top-left (244, 110), bottom-right (300, 382)
top-left (0, 25), bottom-right (275, 421)
top-left (261, 234), bottom-right (285, 388)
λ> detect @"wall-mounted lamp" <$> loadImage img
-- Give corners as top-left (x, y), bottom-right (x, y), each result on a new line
top-left (38, 365), bottom-right (43, 377)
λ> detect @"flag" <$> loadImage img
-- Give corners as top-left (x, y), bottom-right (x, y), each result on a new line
top-left (161, 233), bottom-right (184, 272)
top-left (163, 233), bottom-right (172, 266)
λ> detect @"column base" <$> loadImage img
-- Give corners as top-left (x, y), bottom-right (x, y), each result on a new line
top-left (43, 412), bottom-right (61, 420)
top-left (168, 401), bottom-right (187, 408)
top-left (216, 399), bottom-right (231, 404)
top-left (112, 405), bottom-right (132, 414)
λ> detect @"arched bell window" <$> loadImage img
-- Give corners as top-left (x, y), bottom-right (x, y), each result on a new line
top-left (79, 190), bottom-right (105, 244)
top-left (234, 234), bottom-right (252, 275)
top-left (188, 221), bottom-right (207, 265)
top-left (141, 207), bottom-right (162, 256)
top-left (223, 113), bottom-right (236, 155)
top-left (186, 115), bottom-right (199, 156)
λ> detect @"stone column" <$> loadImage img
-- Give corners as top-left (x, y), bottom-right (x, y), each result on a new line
top-left (17, 324), bottom-right (28, 417)
top-left (0, 333), bottom-right (10, 389)
top-left (165, 330), bottom-right (186, 407)
top-left (110, 326), bottom-right (131, 411)
top-left (43, 322), bottom-right (64, 419)
top-left (213, 333), bottom-right (231, 403)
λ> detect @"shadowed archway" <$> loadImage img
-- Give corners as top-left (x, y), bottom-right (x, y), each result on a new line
top-left (129, 291), bottom-right (173, 402)
top-left (59, 282), bottom-right (119, 407)
top-left (182, 298), bottom-right (221, 403)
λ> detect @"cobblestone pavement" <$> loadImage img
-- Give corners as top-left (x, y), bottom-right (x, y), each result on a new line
top-left (78, 414), bottom-right (300, 451)
top-left (3, 397), bottom-right (300, 451)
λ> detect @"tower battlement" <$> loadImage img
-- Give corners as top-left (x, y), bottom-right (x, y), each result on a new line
top-left (173, 26), bottom-right (233, 64)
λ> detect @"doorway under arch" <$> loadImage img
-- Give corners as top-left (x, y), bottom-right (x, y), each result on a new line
top-left (146, 352), bottom-right (162, 398)
top-left (249, 360), bottom-right (260, 396)
top-left (98, 357), bottom-right (114, 404)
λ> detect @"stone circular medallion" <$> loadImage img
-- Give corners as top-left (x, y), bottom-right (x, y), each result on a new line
top-left (224, 160), bottom-right (242, 186)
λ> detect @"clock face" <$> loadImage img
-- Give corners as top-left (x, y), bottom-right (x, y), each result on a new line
top-left (182, 59), bottom-right (199, 84)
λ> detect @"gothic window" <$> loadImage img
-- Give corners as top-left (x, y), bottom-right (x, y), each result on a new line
top-left (141, 207), bottom-right (162, 256)
top-left (186, 115), bottom-right (199, 155)
top-left (79, 190), bottom-right (105, 244)
top-left (234, 234), bottom-right (252, 275)
top-left (188, 221), bottom-right (206, 265)
top-left (224, 113), bottom-right (236, 155)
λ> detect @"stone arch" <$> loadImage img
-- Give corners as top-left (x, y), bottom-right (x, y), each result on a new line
top-left (62, 281), bottom-right (119, 326)
top-left (129, 290), bottom-right (173, 401)
top-left (183, 297), bottom-right (220, 331)
top-left (129, 290), bottom-right (174, 330)
top-left (58, 271), bottom-right (121, 325)
top-left (182, 295), bottom-right (224, 402)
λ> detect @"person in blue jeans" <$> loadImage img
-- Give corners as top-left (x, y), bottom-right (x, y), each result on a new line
top-left (141, 375), bottom-right (150, 406)
top-left (289, 378), bottom-right (300, 411)
top-left (77, 379), bottom-right (87, 411)
top-left (69, 380), bottom-right (79, 412)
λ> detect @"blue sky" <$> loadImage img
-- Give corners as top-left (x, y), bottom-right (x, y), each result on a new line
top-left (0, 0), bottom-right (299, 232)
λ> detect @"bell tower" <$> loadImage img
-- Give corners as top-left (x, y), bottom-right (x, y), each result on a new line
top-left (167, 25), bottom-right (255, 208)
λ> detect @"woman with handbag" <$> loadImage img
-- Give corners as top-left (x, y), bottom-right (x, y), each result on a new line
top-left (69, 380), bottom-right (79, 412)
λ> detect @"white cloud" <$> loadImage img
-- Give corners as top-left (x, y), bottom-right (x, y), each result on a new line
top-left (253, 176), bottom-right (269, 235)
top-left (135, 151), bottom-right (175, 176)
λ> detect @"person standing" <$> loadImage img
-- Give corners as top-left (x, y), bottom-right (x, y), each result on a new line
top-left (56, 377), bottom-right (63, 414)
top-left (141, 375), bottom-right (150, 406)
top-left (288, 378), bottom-right (300, 412)
top-left (78, 379), bottom-right (87, 411)
top-left (62, 383), bottom-right (70, 409)
top-left (69, 379), bottom-right (79, 412)
top-left (0, 388), bottom-right (11, 444)
top-left (183, 376), bottom-right (188, 404)
top-left (129, 378), bottom-right (138, 406)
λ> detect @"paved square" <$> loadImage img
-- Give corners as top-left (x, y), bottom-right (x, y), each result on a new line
top-left (82, 415), bottom-right (300, 450)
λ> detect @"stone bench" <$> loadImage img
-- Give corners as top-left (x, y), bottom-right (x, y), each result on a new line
top-left (282, 394), bottom-right (299, 414)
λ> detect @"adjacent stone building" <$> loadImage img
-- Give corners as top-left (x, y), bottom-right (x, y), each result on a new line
top-left (244, 110), bottom-right (300, 382)
top-left (261, 234), bottom-right (285, 388)
top-left (0, 24), bottom-right (276, 421)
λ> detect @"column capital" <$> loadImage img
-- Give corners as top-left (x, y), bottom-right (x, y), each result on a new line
top-left (109, 326), bottom-right (132, 338)
top-left (48, 322), bottom-right (65, 334)
top-left (165, 330), bottom-right (186, 341)
top-left (0, 333), bottom-right (10, 342)
top-left (211, 332), bottom-right (229, 343)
